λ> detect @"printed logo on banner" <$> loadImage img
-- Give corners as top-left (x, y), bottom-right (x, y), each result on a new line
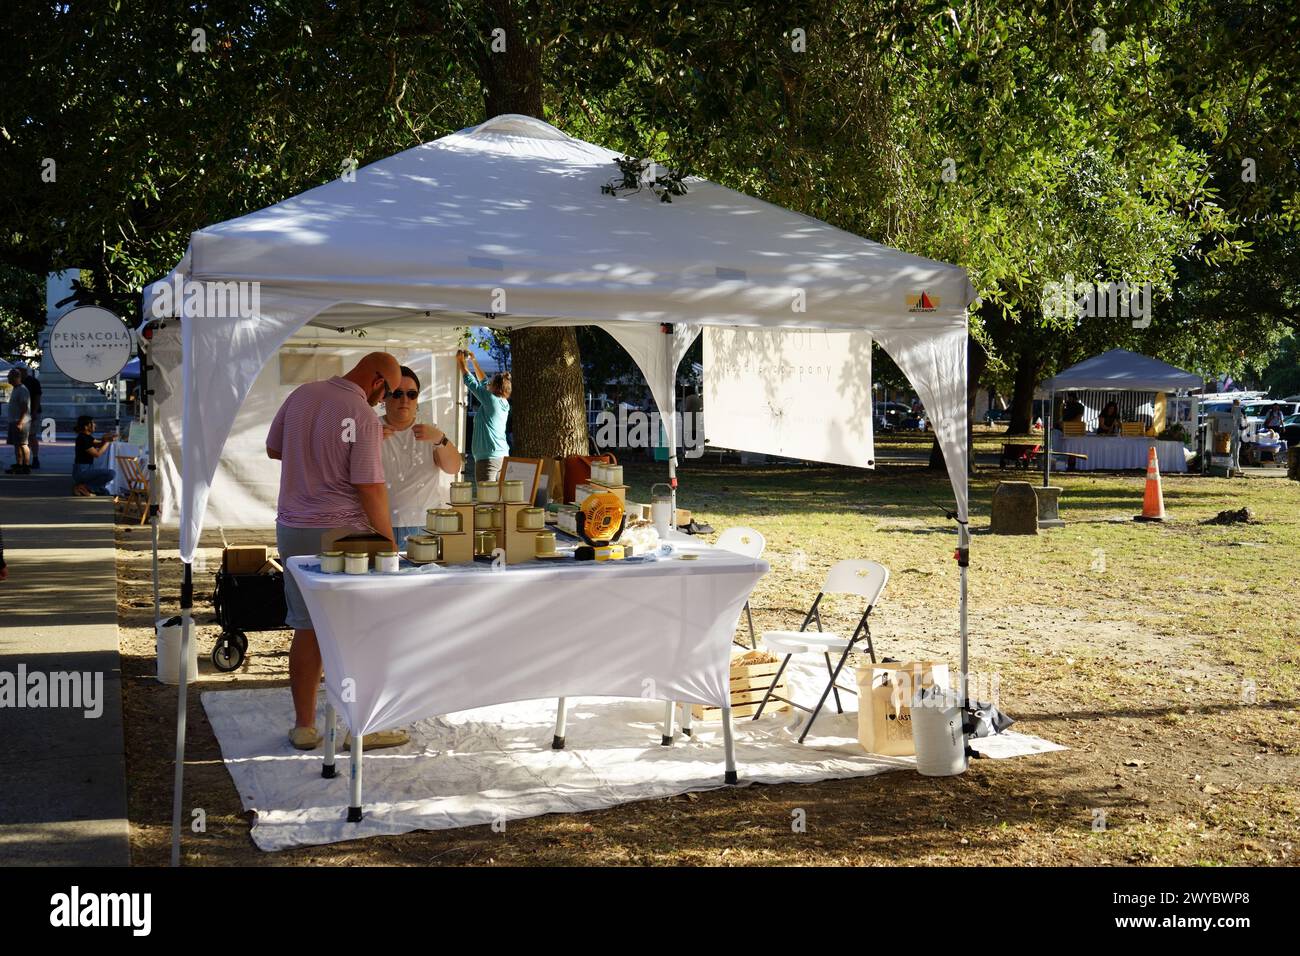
top-left (906, 291), bottom-right (939, 313)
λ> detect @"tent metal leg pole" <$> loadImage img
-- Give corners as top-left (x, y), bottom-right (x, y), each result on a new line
top-left (661, 699), bottom-right (675, 746)
top-left (347, 733), bottom-right (363, 822)
top-left (1044, 388), bottom-right (1054, 487)
top-left (959, 522), bottom-right (970, 712)
top-left (169, 563), bottom-right (193, 867)
top-left (146, 338), bottom-right (161, 622)
top-left (322, 701), bottom-right (337, 778)
top-left (680, 701), bottom-right (693, 737)
top-left (664, 324), bottom-right (678, 518)
top-left (722, 704), bottom-right (738, 784)
top-left (551, 697), bottom-right (567, 750)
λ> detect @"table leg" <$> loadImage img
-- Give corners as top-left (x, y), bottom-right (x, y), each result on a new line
top-left (661, 699), bottom-right (676, 746)
top-left (347, 733), bottom-right (363, 823)
top-left (552, 697), bottom-right (568, 750)
top-left (680, 702), bottom-right (694, 738)
top-left (722, 703), bottom-right (738, 785)
top-left (322, 701), bottom-right (337, 779)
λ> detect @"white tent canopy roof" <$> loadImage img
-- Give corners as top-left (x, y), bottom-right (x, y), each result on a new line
top-left (1040, 349), bottom-right (1203, 393)
top-left (145, 114), bottom-right (975, 563)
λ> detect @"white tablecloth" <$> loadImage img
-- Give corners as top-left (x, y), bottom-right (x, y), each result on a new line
top-left (102, 441), bottom-right (146, 495)
top-left (1055, 435), bottom-right (1187, 473)
top-left (287, 539), bottom-right (768, 738)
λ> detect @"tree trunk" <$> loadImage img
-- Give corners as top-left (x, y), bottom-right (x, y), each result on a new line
top-left (475, 1), bottom-right (587, 459)
top-left (1007, 354), bottom-right (1040, 435)
top-left (509, 327), bottom-right (589, 458)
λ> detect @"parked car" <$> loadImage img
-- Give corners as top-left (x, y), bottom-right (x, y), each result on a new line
top-left (1243, 400), bottom-right (1300, 428)
top-left (984, 408), bottom-right (1012, 426)
top-left (1280, 413), bottom-right (1300, 448)
top-left (874, 401), bottom-right (911, 432)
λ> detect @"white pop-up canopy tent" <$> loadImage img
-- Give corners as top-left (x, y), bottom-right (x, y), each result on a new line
top-left (1040, 348), bottom-right (1203, 393)
top-left (144, 114), bottom-right (976, 861)
top-left (1037, 349), bottom-right (1204, 483)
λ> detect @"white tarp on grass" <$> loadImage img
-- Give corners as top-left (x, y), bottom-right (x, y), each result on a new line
top-left (202, 660), bottom-right (1063, 851)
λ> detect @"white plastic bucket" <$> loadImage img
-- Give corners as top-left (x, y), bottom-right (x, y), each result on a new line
top-left (156, 616), bottom-right (198, 685)
top-left (911, 688), bottom-right (968, 776)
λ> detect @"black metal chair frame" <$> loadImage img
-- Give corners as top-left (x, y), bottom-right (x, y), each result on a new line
top-left (752, 591), bottom-right (878, 743)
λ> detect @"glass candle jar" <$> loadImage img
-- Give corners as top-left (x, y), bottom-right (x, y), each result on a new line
top-left (490, 507), bottom-right (502, 529)
top-left (590, 462), bottom-right (609, 485)
top-left (433, 509), bottom-right (461, 533)
top-left (344, 552), bottom-right (369, 575)
top-left (406, 535), bottom-right (440, 563)
top-left (534, 531), bottom-right (557, 556)
top-left (449, 481), bottom-right (474, 504)
top-left (519, 507), bottom-right (545, 530)
top-left (318, 551), bottom-right (345, 573)
top-left (375, 550), bottom-right (399, 574)
top-left (474, 530), bottom-right (497, 556)
top-left (474, 506), bottom-right (495, 530)
top-left (503, 479), bottom-right (526, 503)
top-left (604, 464), bottom-right (623, 485)
top-left (478, 482), bottom-right (501, 503)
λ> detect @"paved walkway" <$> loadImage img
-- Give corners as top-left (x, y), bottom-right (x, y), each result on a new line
top-left (0, 440), bottom-right (131, 865)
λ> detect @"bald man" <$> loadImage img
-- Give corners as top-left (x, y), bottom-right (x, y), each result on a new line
top-left (267, 352), bottom-right (406, 750)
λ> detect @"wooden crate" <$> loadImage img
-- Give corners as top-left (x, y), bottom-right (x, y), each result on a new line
top-left (691, 654), bottom-right (791, 720)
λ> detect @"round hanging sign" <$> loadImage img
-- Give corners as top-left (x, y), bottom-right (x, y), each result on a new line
top-left (48, 306), bottom-right (133, 383)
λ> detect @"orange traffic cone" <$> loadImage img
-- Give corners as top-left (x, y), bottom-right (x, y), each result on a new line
top-left (1133, 446), bottom-right (1166, 522)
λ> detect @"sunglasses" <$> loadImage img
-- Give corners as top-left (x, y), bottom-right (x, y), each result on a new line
top-left (385, 389), bottom-right (419, 400)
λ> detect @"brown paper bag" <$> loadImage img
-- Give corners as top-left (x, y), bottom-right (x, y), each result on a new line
top-left (855, 661), bottom-right (950, 756)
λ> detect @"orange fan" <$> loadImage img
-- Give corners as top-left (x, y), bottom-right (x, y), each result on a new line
top-left (576, 491), bottom-right (625, 545)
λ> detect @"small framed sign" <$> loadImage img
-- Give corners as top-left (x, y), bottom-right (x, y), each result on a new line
top-left (501, 456), bottom-right (543, 505)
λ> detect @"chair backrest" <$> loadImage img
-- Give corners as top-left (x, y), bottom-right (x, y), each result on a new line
top-left (1121, 421), bottom-right (1145, 437)
top-left (822, 560), bottom-right (889, 606)
top-left (714, 526), bottom-right (766, 559)
top-left (1061, 420), bottom-right (1086, 436)
top-left (120, 456), bottom-right (148, 489)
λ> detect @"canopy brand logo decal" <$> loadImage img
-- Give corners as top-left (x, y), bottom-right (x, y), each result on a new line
top-left (907, 291), bottom-right (939, 313)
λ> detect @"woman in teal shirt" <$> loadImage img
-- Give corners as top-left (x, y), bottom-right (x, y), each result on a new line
top-left (458, 350), bottom-right (511, 484)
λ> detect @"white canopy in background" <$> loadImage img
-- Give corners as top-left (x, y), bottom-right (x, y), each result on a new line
top-left (1040, 348), bottom-right (1203, 393)
top-left (145, 113), bottom-right (975, 564)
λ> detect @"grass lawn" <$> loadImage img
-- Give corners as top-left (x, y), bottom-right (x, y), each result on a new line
top-left (116, 457), bottom-right (1298, 865)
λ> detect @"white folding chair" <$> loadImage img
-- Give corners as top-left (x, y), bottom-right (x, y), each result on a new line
top-left (714, 527), bottom-right (766, 648)
top-left (753, 559), bottom-right (889, 743)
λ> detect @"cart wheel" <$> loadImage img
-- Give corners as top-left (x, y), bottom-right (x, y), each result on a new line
top-left (232, 631), bottom-right (249, 653)
top-left (212, 635), bottom-right (245, 672)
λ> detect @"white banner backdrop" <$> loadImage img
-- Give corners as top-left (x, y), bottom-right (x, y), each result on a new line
top-left (703, 328), bottom-right (875, 467)
top-left (150, 324), bottom-right (461, 530)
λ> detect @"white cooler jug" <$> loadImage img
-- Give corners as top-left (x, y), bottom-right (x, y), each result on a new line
top-left (156, 616), bottom-right (198, 685)
top-left (911, 687), bottom-right (968, 776)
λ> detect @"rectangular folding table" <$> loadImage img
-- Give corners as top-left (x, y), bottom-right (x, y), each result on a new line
top-left (287, 538), bottom-right (768, 822)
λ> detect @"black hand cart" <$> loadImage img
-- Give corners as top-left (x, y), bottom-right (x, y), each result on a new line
top-left (210, 568), bottom-right (290, 671)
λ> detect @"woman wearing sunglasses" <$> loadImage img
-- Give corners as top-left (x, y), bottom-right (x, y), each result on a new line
top-left (379, 366), bottom-right (462, 544)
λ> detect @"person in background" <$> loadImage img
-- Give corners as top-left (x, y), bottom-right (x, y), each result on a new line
top-left (380, 365), bottom-right (462, 544)
top-left (1097, 401), bottom-right (1122, 436)
top-left (22, 368), bottom-right (42, 469)
top-left (267, 352), bottom-right (406, 751)
top-left (457, 350), bottom-right (510, 488)
top-left (1062, 398), bottom-right (1086, 423)
top-left (1264, 404), bottom-right (1285, 432)
top-left (6, 369), bottom-right (31, 474)
top-left (72, 416), bottom-right (117, 496)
